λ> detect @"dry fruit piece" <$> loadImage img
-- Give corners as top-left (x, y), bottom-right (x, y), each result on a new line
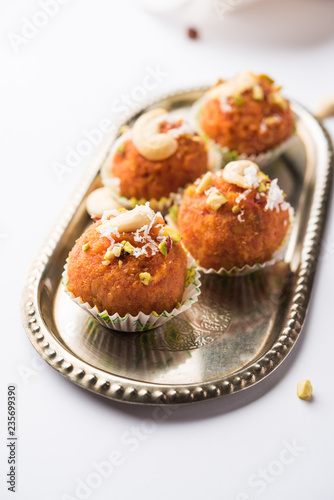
top-left (297, 380), bottom-right (313, 400)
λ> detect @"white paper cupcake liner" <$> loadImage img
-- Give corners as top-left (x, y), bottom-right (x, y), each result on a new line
top-left (62, 255), bottom-right (201, 332)
top-left (190, 96), bottom-right (296, 170)
top-left (166, 212), bottom-right (294, 277)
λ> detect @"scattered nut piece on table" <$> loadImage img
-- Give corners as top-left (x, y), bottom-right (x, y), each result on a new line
top-left (297, 380), bottom-right (313, 400)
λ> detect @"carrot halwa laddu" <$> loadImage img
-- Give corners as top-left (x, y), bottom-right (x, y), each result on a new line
top-left (199, 71), bottom-right (294, 156)
top-left (111, 108), bottom-right (208, 201)
top-left (177, 161), bottom-right (291, 271)
top-left (67, 204), bottom-right (187, 317)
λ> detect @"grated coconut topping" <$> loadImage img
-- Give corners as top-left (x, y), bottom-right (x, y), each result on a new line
top-left (244, 165), bottom-right (260, 188)
top-left (265, 179), bottom-right (289, 212)
top-left (236, 189), bottom-right (252, 204)
top-left (98, 203), bottom-right (166, 258)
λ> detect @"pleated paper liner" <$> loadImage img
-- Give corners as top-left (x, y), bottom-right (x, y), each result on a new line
top-left (62, 255), bottom-right (201, 332)
top-left (106, 186), bottom-right (173, 215)
top-left (190, 96), bottom-right (296, 170)
top-left (165, 212), bottom-right (294, 278)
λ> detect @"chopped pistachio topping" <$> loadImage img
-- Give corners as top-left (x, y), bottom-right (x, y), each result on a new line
top-left (269, 92), bottom-right (287, 110)
top-left (123, 241), bottom-right (134, 255)
top-left (104, 250), bottom-right (113, 260)
top-left (168, 204), bottom-right (179, 224)
top-left (117, 143), bottom-right (126, 156)
top-left (112, 246), bottom-right (122, 258)
top-left (129, 197), bottom-right (138, 208)
top-left (196, 172), bottom-right (213, 194)
top-left (163, 226), bottom-right (181, 244)
top-left (252, 84), bottom-right (264, 101)
top-left (234, 94), bottom-right (244, 106)
top-left (206, 189), bottom-right (228, 211)
top-left (82, 243), bottom-right (90, 252)
top-left (229, 151), bottom-right (239, 160)
top-left (159, 241), bottom-right (168, 257)
top-left (232, 205), bottom-right (241, 214)
top-left (258, 172), bottom-right (270, 182)
top-left (139, 272), bottom-right (152, 286)
top-left (119, 125), bottom-right (129, 135)
top-left (297, 380), bottom-right (313, 400)
top-left (258, 182), bottom-right (267, 193)
top-left (265, 116), bottom-right (280, 126)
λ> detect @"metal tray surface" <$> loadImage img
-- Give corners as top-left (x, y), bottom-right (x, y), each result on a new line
top-left (21, 88), bottom-right (333, 405)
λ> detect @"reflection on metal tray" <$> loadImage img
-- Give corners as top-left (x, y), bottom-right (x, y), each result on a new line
top-left (21, 89), bottom-right (333, 404)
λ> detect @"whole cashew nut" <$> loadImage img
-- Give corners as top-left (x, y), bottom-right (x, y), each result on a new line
top-left (86, 187), bottom-right (122, 218)
top-left (206, 71), bottom-right (258, 101)
top-left (98, 204), bottom-right (156, 234)
top-left (316, 94), bottom-right (334, 120)
top-left (132, 108), bottom-right (178, 161)
top-left (222, 160), bottom-right (260, 188)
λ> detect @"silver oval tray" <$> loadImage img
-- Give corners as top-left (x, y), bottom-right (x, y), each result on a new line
top-left (21, 88), bottom-right (333, 405)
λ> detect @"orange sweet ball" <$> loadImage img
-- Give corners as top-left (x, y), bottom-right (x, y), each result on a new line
top-left (67, 207), bottom-right (187, 317)
top-left (177, 165), bottom-right (291, 271)
top-left (111, 120), bottom-right (208, 201)
top-left (199, 73), bottom-right (294, 155)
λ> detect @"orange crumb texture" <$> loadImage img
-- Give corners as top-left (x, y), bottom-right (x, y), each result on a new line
top-left (178, 174), bottom-right (290, 271)
top-left (67, 215), bottom-right (187, 317)
top-left (111, 121), bottom-right (208, 200)
top-left (200, 77), bottom-right (294, 155)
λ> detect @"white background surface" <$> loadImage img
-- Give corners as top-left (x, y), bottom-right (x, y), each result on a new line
top-left (1, 0), bottom-right (334, 499)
